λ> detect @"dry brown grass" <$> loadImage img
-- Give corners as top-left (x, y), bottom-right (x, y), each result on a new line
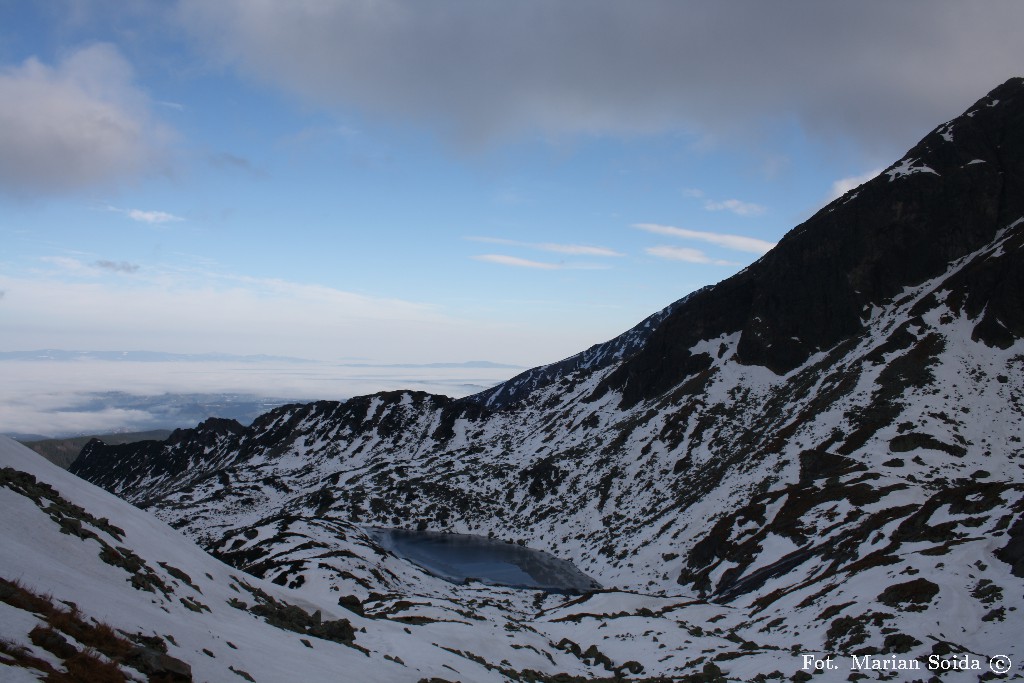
top-left (59, 650), bottom-right (128, 683)
top-left (2, 577), bottom-right (137, 682)
top-left (0, 577), bottom-right (54, 614)
top-left (0, 635), bottom-right (60, 678)
top-left (86, 622), bottom-right (135, 659)
top-left (2, 578), bottom-right (135, 659)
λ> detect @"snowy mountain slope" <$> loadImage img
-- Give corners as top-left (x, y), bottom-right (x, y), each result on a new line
top-left (1, 436), bottom-right (649, 682)
top-left (4, 435), bottom-right (864, 682)
top-left (69, 78), bottom-right (1024, 680)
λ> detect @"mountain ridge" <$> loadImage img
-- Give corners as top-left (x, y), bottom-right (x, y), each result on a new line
top-left (67, 78), bottom-right (1024, 680)
top-left (599, 76), bottom-right (1024, 405)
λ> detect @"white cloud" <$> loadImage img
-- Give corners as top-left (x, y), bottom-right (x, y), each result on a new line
top-left (684, 189), bottom-right (767, 217)
top-left (128, 209), bottom-right (182, 224)
top-left (39, 256), bottom-right (95, 274)
top-left (467, 236), bottom-right (622, 257)
top-left (474, 254), bottom-right (561, 270)
top-left (127, 208), bottom-right (184, 224)
top-left (645, 246), bottom-right (737, 266)
top-left (633, 223), bottom-right (776, 254)
top-left (0, 44), bottom-right (170, 196)
top-left (106, 205), bottom-right (185, 224)
top-left (537, 243), bottom-right (620, 257)
top-left (829, 167), bottom-right (884, 200)
top-left (703, 198), bottom-right (766, 217)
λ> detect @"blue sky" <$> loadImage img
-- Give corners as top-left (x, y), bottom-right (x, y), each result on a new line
top-left (2, 1), bottom-right (1023, 367)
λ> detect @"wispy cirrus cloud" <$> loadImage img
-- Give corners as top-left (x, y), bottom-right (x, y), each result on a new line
top-left (703, 198), bottom-right (766, 217)
top-left (467, 236), bottom-right (622, 257)
top-left (128, 209), bottom-right (182, 224)
top-left (633, 223), bottom-right (776, 255)
top-left (39, 256), bottom-right (95, 274)
top-left (474, 254), bottom-right (562, 270)
top-left (683, 188), bottom-right (766, 216)
top-left (645, 246), bottom-right (738, 266)
top-left (473, 254), bottom-right (610, 270)
top-left (107, 205), bottom-right (184, 224)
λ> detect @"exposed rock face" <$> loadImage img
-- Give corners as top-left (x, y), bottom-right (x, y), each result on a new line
top-left (71, 79), bottom-right (1024, 668)
top-left (74, 417), bottom-right (246, 503)
top-left (600, 76), bottom-right (1024, 403)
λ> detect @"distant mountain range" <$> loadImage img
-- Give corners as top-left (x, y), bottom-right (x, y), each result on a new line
top-left (0, 352), bottom-right (317, 362)
top-left (0, 350), bottom-right (317, 362)
top-left (334, 360), bottom-right (525, 369)
top-left (0, 350), bottom-right (523, 369)
top-left (6, 78), bottom-right (1024, 681)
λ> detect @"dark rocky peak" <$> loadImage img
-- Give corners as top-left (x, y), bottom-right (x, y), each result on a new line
top-left (168, 416), bottom-right (246, 446)
top-left (600, 77), bottom-right (1024, 406)
top-left (235, 391), bottom-right (468, 453)
top-left (70, 416), bottom-right (246, 501)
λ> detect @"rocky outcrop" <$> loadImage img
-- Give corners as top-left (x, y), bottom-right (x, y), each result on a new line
top-left (72, 417), bottom-right (246, 503)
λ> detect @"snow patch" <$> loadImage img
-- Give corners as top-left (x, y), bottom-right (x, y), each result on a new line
top-left (886, 157), bottom-right (940, 181)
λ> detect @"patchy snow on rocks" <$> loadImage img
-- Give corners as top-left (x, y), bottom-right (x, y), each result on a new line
top-left (885, 157), bottom-right (941, 181)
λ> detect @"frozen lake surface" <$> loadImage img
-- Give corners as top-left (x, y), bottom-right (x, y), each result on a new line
top-left (368, 528), bottom-right (601, 592)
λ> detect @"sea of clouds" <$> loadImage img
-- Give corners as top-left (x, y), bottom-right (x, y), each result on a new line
top-left (1, 358), bottom-right (520, 438)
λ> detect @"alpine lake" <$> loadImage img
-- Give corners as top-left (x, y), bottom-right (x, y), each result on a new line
top-left (366, 528), bottom-right (602, 593)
